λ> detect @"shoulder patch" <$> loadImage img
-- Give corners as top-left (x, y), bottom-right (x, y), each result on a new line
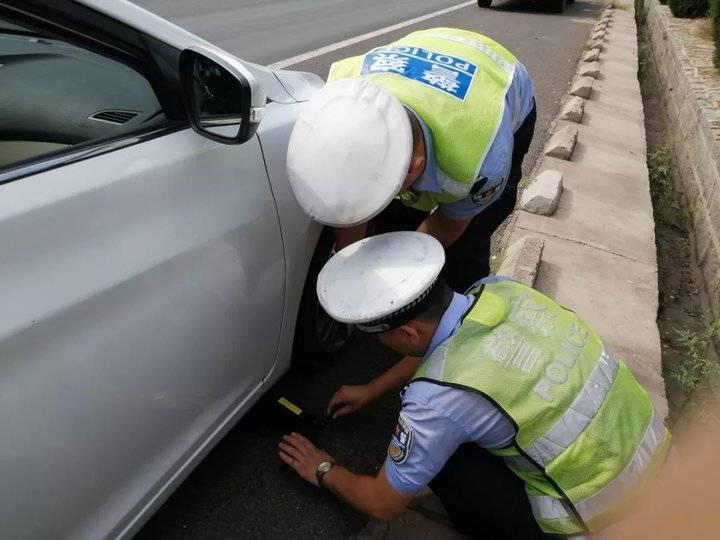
top-left (469, 176), bottom-right (500, 205)
top-left (471, 185), bottom-right (499, 204)
top-left (388, 412), bottom-right (414, 464)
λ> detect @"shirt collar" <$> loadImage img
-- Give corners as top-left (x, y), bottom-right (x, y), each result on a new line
top-left (424, 292), bottom-right (474, 357)
top-left (405, 107), bottom-right (443, 194)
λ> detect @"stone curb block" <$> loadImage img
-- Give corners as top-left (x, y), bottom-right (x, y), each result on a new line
top-left (544, 124), bottom-right (579, 160)
top-left (591, 40), bottom-right (604, 52)
top-left (569, 76), bottom-right (594, 99)
top-left (592, 30), bottom-right (606, 41)
top-left (582, 48), bottom-right (600, 62)
top-left (559, 96), bottom-right (586, 122)
top-left (579, 61), bottom-right (601, 78)
top-left (497, 236), bottom-right (545, 287)
top-left (520, 170), bottom-right (564, 216)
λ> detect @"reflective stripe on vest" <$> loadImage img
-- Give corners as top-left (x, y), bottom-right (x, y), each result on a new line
top-left (328, 28), bottom-right (517, 201)
top-left (411, 280), bottom-right (670, 534)
top-left (417, 31), bottom-right (516, 75)
top-left (524, 349), bottom-right (618, 467)
top-left (528, 409), bottom-right (669, 525)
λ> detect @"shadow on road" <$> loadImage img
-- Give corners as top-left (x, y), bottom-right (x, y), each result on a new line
top-left (488, 0), bottom-right (598, 16)
top-left (137, 334), bottom-right (401, 539)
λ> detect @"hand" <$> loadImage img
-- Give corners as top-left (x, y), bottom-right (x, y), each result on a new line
top-left (327, 384), bottom-right (375, 418)
top-left (278, 432), bottom-right (335, 487)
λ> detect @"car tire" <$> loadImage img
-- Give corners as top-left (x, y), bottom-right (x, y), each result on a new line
top-left (477, 0), bottom-right (492, 7)
top-left (292, 227), bottom-right (354, 372)
top-left (552, 0), bottom-right (566, 11)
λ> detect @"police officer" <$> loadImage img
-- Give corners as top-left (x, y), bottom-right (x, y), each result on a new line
top-left (286, 28), bottom-right (536, 293)
top-left (278, 232), bottom-right (671, 538)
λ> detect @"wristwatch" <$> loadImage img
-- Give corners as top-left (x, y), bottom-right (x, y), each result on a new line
top-left (316, 461), bottom-right (335, 487)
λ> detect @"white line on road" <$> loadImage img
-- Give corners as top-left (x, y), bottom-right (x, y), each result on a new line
top-left (268, 1), bottom-right (476, 70)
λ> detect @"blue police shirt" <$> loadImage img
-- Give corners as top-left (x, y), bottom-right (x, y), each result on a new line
top-left (384, 286), bottom-right (516, 494)
top-left (409, 62), bottom-right (536, 220)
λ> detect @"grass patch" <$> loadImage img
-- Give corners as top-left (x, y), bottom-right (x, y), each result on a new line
top-left (636, 4), bottom-right (651, 81)
top-left (648, 145), bottom-right (682, 226)
top-left (636, 0), bottom-right (647, 25)
top-left (665, 315), bottom-right (720, 403)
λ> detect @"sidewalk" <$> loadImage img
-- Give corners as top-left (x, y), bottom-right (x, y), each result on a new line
top-left (503, 0), bottom-right (667, 415)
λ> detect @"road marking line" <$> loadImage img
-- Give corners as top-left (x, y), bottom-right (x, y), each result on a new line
top-left (268, 1), bottom-right (476, 70)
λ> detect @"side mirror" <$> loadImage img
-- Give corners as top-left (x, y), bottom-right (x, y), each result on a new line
top-left (179, 46), bottom-right (267, 144)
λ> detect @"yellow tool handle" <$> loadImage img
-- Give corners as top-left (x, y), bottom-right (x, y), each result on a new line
top-left (277, 397), bottom-right (303, 417)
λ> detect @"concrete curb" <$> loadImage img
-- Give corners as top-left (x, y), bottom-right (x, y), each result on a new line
top-left (569, 76), bottom-right (594, 98)
top-left (559, 96), bottom-right (585, 122)
top-left (520, 170), bottom-right (564, 216)
top-left (582, 48), bottom-right (601, 62)
top-left (497, 236), bottom-right (545, 286)
top-left (500, 1), bottom-right (669, 416)
top-left (544, 124), bottom-right (579, 159)
top-left (579, 61), bottom-right (601, 78)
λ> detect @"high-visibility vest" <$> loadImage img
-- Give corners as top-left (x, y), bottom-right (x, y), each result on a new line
top-left (328, 28), bottom-right (517, 211)
top-left (412, 280), bottom-right (671, 535)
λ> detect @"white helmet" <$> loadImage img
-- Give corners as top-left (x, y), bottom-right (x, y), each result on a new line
top-left (317, 231), bottom-right (445, 332)
top-left (286, 78), bottom-right (413, 227)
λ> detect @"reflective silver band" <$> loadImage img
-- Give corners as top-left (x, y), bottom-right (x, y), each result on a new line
top-left (504, 454), bottom-right (538, 472)
top-left (527, 410), bottom-right (668, 524)
top-left (575, 409), bottom-right (668, 520)
top-left (417, 33), bottom-right (517, 74)
top-left (529, 494), bottom-right (575, 521)
top-left (524, 350), bottom-right (619, 467)
top-left (422, 343), bottom-right (449, 380)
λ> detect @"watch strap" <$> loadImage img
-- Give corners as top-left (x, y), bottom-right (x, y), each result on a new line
top-left (316, 461), bottom-right (335, 487)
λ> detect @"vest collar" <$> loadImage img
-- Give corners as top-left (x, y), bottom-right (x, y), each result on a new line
top-left (424, 292), bottom-right (474, 357)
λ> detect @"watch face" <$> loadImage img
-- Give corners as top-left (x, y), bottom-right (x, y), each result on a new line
top-left (318, 461), bottom-right (333, 474)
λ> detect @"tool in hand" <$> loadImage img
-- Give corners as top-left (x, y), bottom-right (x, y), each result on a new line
top-left (276, 396), bottom-right (340, 472)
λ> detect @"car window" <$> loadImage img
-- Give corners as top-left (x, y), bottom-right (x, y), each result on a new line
top-left (0, 19), bottom-right (167, 169)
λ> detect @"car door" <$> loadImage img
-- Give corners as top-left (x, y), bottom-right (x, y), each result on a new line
top-left (0, 3), bottom-right (284, 538)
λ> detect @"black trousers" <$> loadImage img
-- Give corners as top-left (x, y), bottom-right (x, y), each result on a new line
top-left (372, 104), bottom-right (537, 292)
top-left (429, 443), bottom-right (548, 539)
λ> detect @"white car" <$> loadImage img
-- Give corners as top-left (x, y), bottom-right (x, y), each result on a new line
top-left (0, 0), bottom-right (347, 537)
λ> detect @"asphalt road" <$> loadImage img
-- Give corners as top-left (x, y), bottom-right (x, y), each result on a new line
top-left (134, 0), bottom-right (479, 66)
top-left (134, 1), bottom-right (604, 538)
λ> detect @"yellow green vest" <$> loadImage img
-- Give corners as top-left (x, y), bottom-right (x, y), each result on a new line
top-left (412, 280), bottom-right (671, 535)
top-left (327, 28), bottom-right (517, 211)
